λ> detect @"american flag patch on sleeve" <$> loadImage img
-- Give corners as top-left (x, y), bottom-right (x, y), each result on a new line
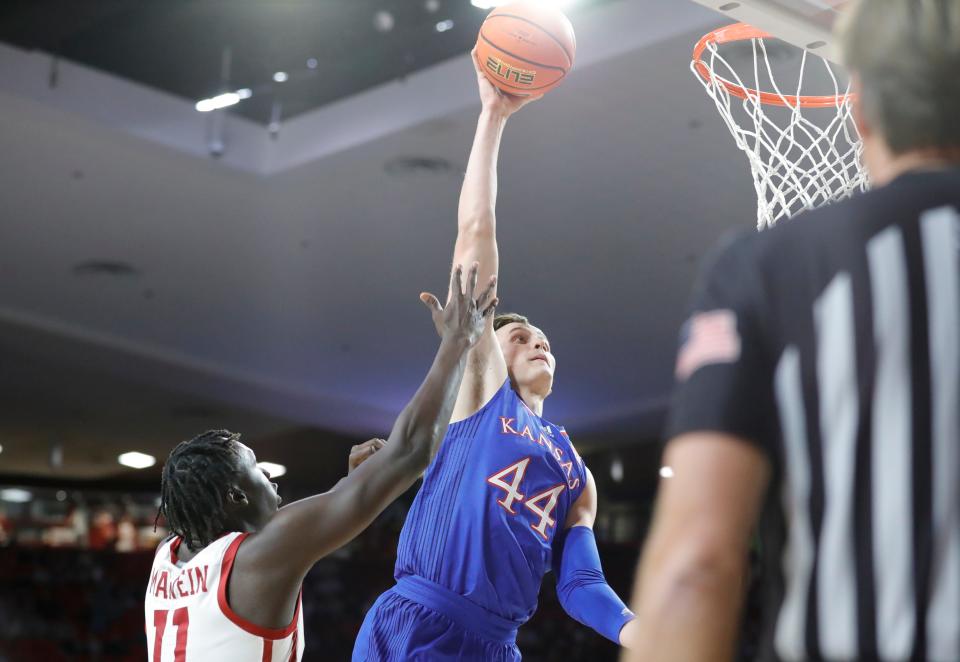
top-left (675, 309), bottom-right (742, 381)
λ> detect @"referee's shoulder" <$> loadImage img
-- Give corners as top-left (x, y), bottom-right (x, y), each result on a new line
top-left (731, 190), bottom-right (878, 263)
top-left (702, 225), bottom-right (765, 276)
top-left (764, 196), bottom-right (853, 244)
top-left (700, 192), bottom-right (872, 287)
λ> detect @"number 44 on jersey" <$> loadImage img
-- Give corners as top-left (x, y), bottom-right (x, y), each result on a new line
top-left (487, 458), bottom-right (567, 541)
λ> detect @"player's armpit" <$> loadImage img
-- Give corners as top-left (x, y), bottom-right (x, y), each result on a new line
top-left (563, 467), bottom-right (598, 530)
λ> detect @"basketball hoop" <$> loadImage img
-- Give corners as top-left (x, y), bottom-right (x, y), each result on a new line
top-left (692, 23), bottom-right (868, 229)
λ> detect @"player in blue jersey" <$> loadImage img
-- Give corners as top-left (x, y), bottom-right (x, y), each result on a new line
top-left (352, 52), bottom-right (638, 661)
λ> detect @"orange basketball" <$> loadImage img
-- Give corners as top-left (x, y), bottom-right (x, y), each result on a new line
top-left (476, 2), bottom-right (576, 97)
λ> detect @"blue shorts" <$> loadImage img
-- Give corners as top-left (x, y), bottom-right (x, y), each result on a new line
top-left (352, 576), bottom-right (522, 662)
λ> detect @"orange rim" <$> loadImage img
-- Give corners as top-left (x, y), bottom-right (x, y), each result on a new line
top-left (692, 23), bottom-right (853, 108)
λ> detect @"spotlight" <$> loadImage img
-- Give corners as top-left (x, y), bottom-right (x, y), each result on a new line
top-left (472, 0), bottom-right (574, 7)
top-left (118, 451), bottom-right (156, 469)
top-left (236, 88), bottom-right (252, 99)
top-left (307, 58), bottom-right (318, 69)
top-left (610, 456), bottom-right (624, 483)
top-left (257, 462), bottom-right (287, 478)
top-left (195, 92), bottom-right (240, 112)
top-left (373, 10), bottom-right (395, 32)
top-left (273, 71), bottom-right (289, 83)
top-left (435, 19), bottom-right (454, 32)
top-left (0, 488), bottom-right (32, 503)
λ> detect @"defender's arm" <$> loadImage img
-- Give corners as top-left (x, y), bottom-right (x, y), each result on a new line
top-left (234, 266), bottom-right (495, 611)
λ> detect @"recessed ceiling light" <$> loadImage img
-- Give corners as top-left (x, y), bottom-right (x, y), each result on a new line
top-left (257, 462), bottom-right (287, 479)
top-left (435, 19), bottom-right (454, 32)
top-left (72, 260), bottom-right (139, 277)
top-left (195, 89), bottom-right (253, 112)
top-left (306, 58), bottom-right (318, 69)
top-left (610, 456), bottom-right (624, 483)
top-left (472, 0), bottom-right (575, 7)
top-left (384, 156), bottom-right (457, 176)
top-left (118, 452), bottom-right (156, 469)
top-left (373, 10), bottom-right (395, 32)
top-left (195, 92), bottom-right (241, 112)
top-left (0, 488), bottom-right (32, 503)
top-left (273, 71), bottom-right (289, 83)
top-left (659, 466), bottom-right (675, 479)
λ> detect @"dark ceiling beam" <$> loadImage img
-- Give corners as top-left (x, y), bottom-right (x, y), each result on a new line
top-left (0, 0), bottom-right (136, 52)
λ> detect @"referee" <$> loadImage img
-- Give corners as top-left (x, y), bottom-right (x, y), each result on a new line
top-left (623, 1), bottom-right (960, 661)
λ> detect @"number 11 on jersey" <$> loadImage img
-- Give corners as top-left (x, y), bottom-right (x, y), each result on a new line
top-left (152, 607), bottom-right (189, 661)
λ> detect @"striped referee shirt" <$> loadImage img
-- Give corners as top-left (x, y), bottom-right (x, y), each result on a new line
top-left (667, 168), bottom-right (960, 662)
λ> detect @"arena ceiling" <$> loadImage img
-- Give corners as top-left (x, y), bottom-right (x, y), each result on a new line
top-left (0, 0), bottom-right (616, 124)
top-left (0, 0), bottom-right (764, 489)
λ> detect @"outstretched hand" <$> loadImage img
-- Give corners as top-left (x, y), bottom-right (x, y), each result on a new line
top-left (420, 262), bottom-right (497, 348)
top-left (472, 47), bottom-right (543, 118)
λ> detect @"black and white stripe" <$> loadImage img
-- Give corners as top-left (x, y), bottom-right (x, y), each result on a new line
top-left (867, 226), bottom-right (915, 660)
top-left (922, 207), bottom-right (960, 661)
top-left (770, 204), bottom-right (960, 662)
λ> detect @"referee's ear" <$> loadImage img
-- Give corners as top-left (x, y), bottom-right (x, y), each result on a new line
top-left (848, 75), bottom-right (873, 142)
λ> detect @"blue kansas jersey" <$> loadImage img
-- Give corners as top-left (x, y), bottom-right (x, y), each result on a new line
top-left (395, 378), bottom-right (588, 624)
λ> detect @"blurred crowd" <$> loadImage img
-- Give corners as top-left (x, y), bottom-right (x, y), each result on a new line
top-left (0, 488), bottom-right (760, 661)
top-left (0, 490), bottom-right (165, 552)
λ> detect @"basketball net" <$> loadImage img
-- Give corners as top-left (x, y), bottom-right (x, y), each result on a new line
top-left (692, 24), bottom-right (869, 230)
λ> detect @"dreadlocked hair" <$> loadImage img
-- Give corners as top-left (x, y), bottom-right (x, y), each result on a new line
top-left (156, 429), bottom-right (244, 551)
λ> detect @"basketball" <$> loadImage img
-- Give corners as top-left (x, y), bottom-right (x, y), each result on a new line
top-left (476, 2), bottom-right (576, 97)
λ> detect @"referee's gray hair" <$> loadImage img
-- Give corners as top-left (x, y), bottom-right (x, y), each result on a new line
top-left (839, 0), bottom-right (960, 155)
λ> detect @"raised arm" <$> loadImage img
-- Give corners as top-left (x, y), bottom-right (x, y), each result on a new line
top-left (451, 51), bottom-right (540, 421)
top-left (236, 266), bottom-right (496, 590)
